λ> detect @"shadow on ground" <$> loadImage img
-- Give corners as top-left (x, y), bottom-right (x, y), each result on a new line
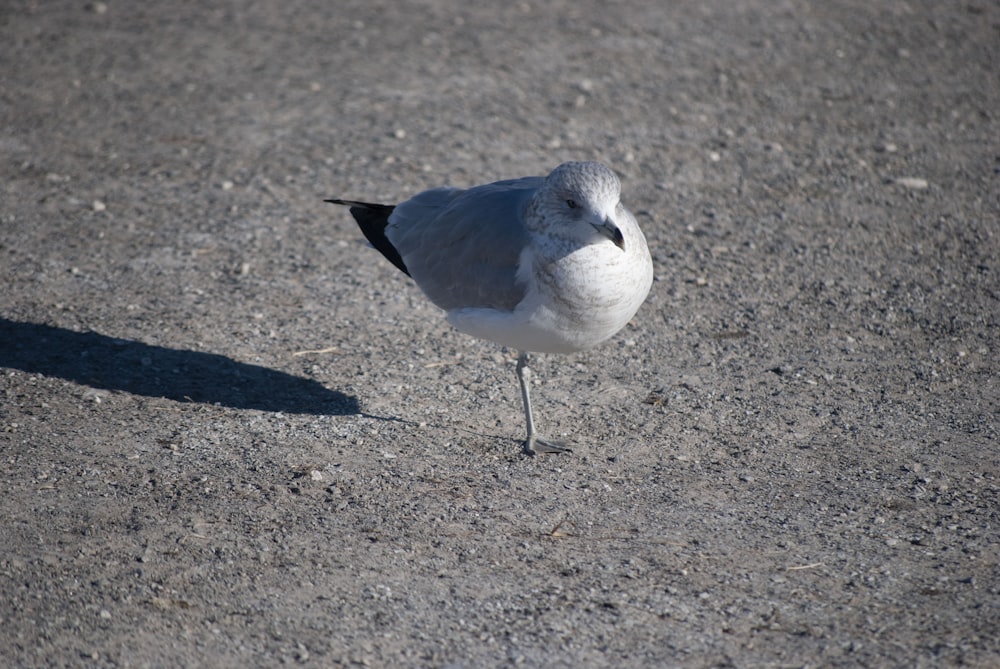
top-left (0, 318), bottom-right (359, 415)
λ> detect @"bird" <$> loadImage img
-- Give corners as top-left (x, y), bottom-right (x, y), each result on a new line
top-left (327, 161), bottom-right (653, 455)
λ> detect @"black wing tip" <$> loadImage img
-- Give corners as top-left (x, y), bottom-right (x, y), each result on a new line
top-left (325, 198), bottom-right (394, 212)
top-left (327, 198), bottom-right (410, 277)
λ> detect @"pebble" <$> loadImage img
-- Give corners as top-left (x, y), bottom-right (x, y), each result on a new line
top-left (891, 177), bottom-right (928, 190)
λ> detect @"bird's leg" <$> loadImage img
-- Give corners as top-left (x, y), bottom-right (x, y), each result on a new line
top-left (516, 352), bottom-right (572, 456)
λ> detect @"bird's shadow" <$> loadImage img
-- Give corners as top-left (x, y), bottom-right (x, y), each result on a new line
top-left (0, 318), bottom-right (359, 415)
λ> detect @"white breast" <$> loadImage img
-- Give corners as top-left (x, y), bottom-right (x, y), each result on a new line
top-left (446, 227), bottom-right (653, 354)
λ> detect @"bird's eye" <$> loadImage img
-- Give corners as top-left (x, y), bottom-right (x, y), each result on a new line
top-left (566, 199), bottom-right (578, 209)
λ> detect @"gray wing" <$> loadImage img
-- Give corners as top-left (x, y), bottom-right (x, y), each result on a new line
top-left (387, 177), bottom-right (543, 312)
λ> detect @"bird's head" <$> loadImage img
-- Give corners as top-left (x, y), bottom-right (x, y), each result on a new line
top-left (537, 161), bottom-right (626, 251)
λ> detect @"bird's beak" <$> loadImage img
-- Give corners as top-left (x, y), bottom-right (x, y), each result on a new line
top-left (593, 217), bottom-right (625, 251)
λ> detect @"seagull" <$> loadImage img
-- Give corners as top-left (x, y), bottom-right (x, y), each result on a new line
top-left (327, 161), bottom-right (653, 455)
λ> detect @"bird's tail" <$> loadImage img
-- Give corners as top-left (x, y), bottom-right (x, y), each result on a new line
top-left (325, 199), bottom-right (410, 276)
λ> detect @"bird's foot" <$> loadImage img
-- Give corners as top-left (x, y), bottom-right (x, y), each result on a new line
top-left (523, 435), bottom-right (573, 456)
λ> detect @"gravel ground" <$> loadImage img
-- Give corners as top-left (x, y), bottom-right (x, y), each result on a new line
top-left (2, 1), bottom-right (998, 667)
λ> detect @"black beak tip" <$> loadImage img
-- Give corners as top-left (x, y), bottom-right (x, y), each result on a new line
top-left (612, 227), bottom-right (625, 250)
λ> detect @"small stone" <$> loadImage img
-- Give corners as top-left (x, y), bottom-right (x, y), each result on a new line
top-left (92, 200), bottom-right (106, 212)
top-left (891, 177), bottom-right (928, 190)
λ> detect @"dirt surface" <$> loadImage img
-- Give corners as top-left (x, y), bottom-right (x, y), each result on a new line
top-left (2, 1), bottom-right (998, 667)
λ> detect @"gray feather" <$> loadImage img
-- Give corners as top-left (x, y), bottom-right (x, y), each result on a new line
top-left (388, 177), bottom-right (543, 312)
